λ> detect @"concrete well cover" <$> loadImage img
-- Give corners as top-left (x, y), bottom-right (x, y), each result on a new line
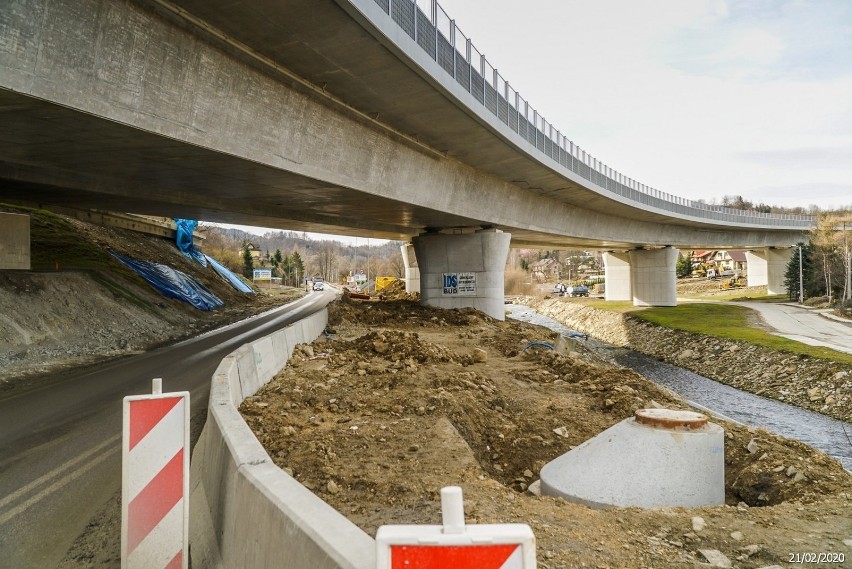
top-left (540, 410), bottom-right (725, 509)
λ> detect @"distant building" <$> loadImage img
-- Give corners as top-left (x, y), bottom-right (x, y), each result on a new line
top-left (529, 258), bottom-right (562, 281)
top-left (242, 242), bottom-right (262, 260)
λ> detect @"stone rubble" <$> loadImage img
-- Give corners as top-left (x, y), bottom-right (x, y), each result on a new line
top-left (528, 298), bottom-right (852, 423)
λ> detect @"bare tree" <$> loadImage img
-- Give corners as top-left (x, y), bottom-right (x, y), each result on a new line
top-left (812, 212), bottom-right (852, 303)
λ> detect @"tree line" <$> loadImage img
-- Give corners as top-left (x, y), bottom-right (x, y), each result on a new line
top-left (785, 213), bottom-right (852, 314)
top-left (200, 225), bottom-right (405, 286)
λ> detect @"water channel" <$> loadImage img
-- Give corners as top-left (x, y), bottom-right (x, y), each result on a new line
top-left (507, 304), bottom-right (852, 471)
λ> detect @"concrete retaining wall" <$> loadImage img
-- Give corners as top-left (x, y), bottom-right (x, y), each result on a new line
top-left (189, 308), bottom-right (376, 569)
top-left (0, 212), bottom-right (30, 269)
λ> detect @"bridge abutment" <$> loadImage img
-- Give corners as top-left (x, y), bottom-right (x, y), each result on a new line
top-left (0, 213), bottom-right (30, 270)
top-left (412, 229), bottom-right (510, 320)
top-left (746, 248), bottom-right (792, 295)
top-left (400, 243), bottom-right (420, 294)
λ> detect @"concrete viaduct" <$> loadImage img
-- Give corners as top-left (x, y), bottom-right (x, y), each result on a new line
top-left (0, 0), bottom-right (813, 318)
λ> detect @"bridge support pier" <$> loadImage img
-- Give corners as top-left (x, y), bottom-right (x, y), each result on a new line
top-left (745, 248), bottom-right (792, 295)
top-left (604, 248), bottom-right (677, 306)
top-left (603, 252), bottom-right (632, 301)
top-left (400, 243), bottom-right (420, 294)
top-left (412, 229), bottom-right (511, 321)
top-left (629, 247), bottom-right (678, 306)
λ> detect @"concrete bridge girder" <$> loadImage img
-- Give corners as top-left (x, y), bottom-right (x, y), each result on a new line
top-left (0, 0), bottom-right (806, 251)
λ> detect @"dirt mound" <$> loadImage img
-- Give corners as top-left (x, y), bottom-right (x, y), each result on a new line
top-left (242, 299), bottom-right (852, 569)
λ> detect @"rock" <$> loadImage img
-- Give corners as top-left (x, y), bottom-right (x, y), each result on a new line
top-left (302, 345), bottom-right (315, 358)
top-left (372, 341), bottom-right (389, 354)
top-left (746, 439), bottom-right (759, 453)
top-left (527, 480), bottom-right (541, 496)
top-left (739, 544), bottom-right (762, 557)
top-left (327, 480), bottom-right (340, 494)
top-left (807, 387), bottom-right (823, 401)
top-left (835, 371), bottom-right (849, 380)
top-left (786, 466), bottom-right (798, 477)
top-left (553, 426), bottom-right (569, 438)
top-left (698, 549), bottom-right (731, 568)
top-left (844, 539), bottom-right (852, 547)
top-left (792, 470), bottom-right (806, 483)
top-left (692, 516), bottom-right (706, 532)
top-left (730, 531), bottom-right (744, 541)
top-left (523, 469), bottom-right (534, 478)
top-left (677, 349), bottom-right (695, 360)
top-left (472, 348), bottom-right (488, 363)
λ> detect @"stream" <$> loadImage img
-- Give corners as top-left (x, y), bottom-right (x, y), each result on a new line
top-left (507, 304), bottom-right (852, 471)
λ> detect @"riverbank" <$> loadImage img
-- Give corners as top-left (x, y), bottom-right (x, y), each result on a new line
top-left (525, 297), bottom-right (852, 423)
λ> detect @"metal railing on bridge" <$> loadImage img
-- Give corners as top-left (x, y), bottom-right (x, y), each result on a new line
top-left (362, 0), bottom-right (814, 229)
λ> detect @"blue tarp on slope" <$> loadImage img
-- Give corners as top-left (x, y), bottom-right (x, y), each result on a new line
top-left (174, 218), bottom-right (207, 266)
top-left (112, 253), bottom-right (224, 311)
top-left (205, 254), bottom-right (254, 294)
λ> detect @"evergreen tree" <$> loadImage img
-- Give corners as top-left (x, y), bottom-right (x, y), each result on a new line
top-left (274, 249), bottom-right (283, 267)
top-left (290, 251), bottom-right (305, 284)
top-left (676, 253), bottom-right (693, 278)
top-left (282, 254), bottom-right (293, 286)
top-left (783, 242), bottom-right (817, 301)
top-left (243, 246), bottom-right (254, 278)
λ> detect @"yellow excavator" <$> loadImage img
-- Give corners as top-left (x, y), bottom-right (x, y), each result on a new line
top-left (720, 275), bottom-right (745, 289)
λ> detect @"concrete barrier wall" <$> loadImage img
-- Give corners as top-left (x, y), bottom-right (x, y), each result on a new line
top-left (189, 308), bottom-right (376, 568)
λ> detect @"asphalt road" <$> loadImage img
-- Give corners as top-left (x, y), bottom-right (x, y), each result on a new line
top-left (0, 290), bottom-right (333, 568)
top-left (737, 302), bottom-right (852, 355)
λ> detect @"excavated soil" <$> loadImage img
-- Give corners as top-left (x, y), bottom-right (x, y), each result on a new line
top-left (242, 299), bottom-right (852, 569)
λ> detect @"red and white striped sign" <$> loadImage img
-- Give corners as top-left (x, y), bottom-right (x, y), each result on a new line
top-left (389, 543), bottom-right (524, 568)
top-left (376, 486), bottom-right (535, 569)
top-left (122, 379), bottom-right (189, 569)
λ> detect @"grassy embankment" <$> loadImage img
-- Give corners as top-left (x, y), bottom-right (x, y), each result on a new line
top-left (573, 297), bottom-right (852, 365)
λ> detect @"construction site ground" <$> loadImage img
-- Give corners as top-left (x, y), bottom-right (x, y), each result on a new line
top-left (242, 298), bottom-right (852, 569)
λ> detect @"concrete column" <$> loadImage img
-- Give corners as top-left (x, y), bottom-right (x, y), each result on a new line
top-left (603, 252), bottom-right (632, 301)
top-left (629, 247), bottom-right (678, 306)
top-left (745, 248), bottom-right (792, 295)
top-left (412, 229), bottom-right (511, 320)
top-left (0, 213), bottom-right (31, 269)
top-left (400, 243), bottom-right (420, 294)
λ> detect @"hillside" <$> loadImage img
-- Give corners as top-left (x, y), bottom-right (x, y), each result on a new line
top-left (0, 204), bottom-right (302, 389)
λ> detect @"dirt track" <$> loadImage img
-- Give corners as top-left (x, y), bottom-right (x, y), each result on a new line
top-left (243, 298), bottom-right (852, 569)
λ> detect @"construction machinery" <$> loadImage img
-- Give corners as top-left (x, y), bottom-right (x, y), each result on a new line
top-left (720, 276), bottom-right (745, 289)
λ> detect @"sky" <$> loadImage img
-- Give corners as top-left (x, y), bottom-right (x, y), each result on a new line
top-left (437, 0), bottom-right (852, 211)
top-left (219, 0), bottom-right (851, 240)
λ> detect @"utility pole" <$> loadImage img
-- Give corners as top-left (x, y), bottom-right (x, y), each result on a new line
top-left (798, 244), bottom-right (804, 304)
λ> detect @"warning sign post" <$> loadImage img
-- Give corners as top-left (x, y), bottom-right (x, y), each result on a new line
top-left (376, 486), bottom-right (536, 569)
top-left (121, 378), bottom-right (189, 569)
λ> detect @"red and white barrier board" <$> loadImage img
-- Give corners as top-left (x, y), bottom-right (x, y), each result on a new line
top-left (376, 487), bottom-right (536, 569)
top-left (122, 379), bottom-right (189, 569)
